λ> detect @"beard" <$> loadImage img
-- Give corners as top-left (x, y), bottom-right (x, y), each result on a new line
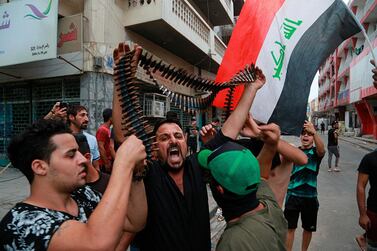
top-left (164, 163), bottom-right (184, 173)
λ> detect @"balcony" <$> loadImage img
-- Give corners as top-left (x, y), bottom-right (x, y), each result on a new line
top-left (191, 0), bottom-right (234, 26)
top-left (124, 0), bottom-right (227, 73)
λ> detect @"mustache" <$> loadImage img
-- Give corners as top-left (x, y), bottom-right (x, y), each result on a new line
top-left (168, 143), bottom-right (181, 153)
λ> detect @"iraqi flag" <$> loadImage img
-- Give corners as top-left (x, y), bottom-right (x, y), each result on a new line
top-left (213, 0), bottom-right (362, 135)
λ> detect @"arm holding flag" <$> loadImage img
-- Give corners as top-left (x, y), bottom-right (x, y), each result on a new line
top-left (221, 68), bottom-right (266, 140)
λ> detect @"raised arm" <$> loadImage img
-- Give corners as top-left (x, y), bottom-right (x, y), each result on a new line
top-left (257, 123), bottom-right (280, 179)
top-left (277, 140), bottom-right (307, 165)
top-left (304, 120), bottom-right (325, 157)
top-left (112, 44), bottom-right (143, 145)
top-left (48, 135), bottom-right (146, 251)
top-left (44, 102), bottom-right (67, 121)
top-left (221, 67), bottom-right (265, 140)
top-left (124, 179), bottom-right (147, 232)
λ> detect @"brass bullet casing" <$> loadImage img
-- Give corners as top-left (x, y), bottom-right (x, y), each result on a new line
top-left (149, 58), bottom-right (157, 69)
top-left (166, 66), bottom-right (177, 80)
top-left (177, 72), bottom-right (188, 85)
top-left (157, 61), bottom-right (166, 73)
top-left (161, 64), bottom-right (172, 78)
top-left (152, 60), bottom-right (163, 73)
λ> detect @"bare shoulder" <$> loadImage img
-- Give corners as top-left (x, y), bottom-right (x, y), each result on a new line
top-left (48, 220), bottom-right (88, 251)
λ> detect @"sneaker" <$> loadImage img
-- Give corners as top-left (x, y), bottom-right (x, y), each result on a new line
top-left (334, 167), bottom-right (340, 172)
top-left (328, 168), bottom-right (333, 172)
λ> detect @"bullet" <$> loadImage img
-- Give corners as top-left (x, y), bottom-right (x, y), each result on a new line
top-left (153, 60), bottom-right (163, 73)
top-left (161, 64), bottom-right (172, 77)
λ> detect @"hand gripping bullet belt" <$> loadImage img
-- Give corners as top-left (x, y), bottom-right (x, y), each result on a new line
top-left (113, 44), bottom-right (256, 179)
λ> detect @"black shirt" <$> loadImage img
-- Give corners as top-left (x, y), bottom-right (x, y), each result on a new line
top-left (358, 151), bottom-right (377, 213)
top-left (136, 156), bottom-right (211, 251)
top-left (87, 170), bottom-right (110, 195)
top-left (328, 128), bottom-right (338, 146)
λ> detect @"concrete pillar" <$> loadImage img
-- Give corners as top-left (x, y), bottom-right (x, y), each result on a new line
top-left (80, 72), bottom-right (114, 134)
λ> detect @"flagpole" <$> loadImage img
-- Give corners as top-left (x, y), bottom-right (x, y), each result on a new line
top-left (360, 26), bottom-right (376, 63)
top-left (344, 0), bottom-right (376, 62)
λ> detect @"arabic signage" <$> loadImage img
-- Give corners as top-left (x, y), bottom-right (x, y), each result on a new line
top-left (0, 0), bottom-right (58, 67)
top-left (57, 14), bottom-right (82, 55)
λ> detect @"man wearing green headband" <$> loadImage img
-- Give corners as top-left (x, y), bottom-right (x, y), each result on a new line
top-left (198, 122), bottom-right (288, 251)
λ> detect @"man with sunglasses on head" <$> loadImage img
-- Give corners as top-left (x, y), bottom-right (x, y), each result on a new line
top-left (284, 120), bottom-right (325, 251)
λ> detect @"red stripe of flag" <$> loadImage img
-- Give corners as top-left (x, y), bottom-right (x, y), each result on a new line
top-left (213, 0), bottom-right (285, 108)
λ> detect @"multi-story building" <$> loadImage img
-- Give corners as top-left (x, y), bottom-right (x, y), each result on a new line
top-left (0, 0), bottom-right (240, 163)
top-left (318, 0), bottom-right (377, 138)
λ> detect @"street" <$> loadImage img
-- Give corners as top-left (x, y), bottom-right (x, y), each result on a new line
top-left (0, 133), bottom-right (373, 251)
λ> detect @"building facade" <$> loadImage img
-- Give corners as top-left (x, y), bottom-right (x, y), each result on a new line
top-left (318, 0), bottom-right (377, 138)
top-left (0, 0), bottom-right (241, 163)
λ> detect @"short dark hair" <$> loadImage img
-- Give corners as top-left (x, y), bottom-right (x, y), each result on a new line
top-left (153, 118), bottom-right (183, 135)
top-left (7, 119), bottom-right (71, 184)
top-left (67, 105), bottom-right (87, 123)
top-left (166, 111), bottom-right (179, 120)
top-left (102, 108), bottom-right (112, 122)
top-left (74, 134), bottom-right (90, 155)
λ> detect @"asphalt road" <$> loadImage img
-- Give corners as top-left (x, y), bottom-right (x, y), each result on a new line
top-left (291, 134), bottom-right (370, 251)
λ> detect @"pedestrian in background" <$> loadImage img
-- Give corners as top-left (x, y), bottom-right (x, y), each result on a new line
top-left (185, 117), bottom-right (199, 154)
top-left (96, 108), bottom-right (115, 173)
top-left (320, 121), bottom-right (325, 134)
top-left (327, 121), bottom-right (340, 172)
top-left (67, 105), bottom-right (100, 171)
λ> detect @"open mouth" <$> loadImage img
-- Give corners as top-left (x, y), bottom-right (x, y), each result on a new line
top-left (168, 146), bottom-right (180, 157)
top-left (302, 137), bottom-right (310, 144)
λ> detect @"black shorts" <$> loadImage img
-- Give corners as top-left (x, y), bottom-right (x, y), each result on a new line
top-left (284, 195), bottom-right (319, 232)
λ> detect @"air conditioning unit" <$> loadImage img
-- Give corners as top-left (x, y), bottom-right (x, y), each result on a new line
top-left (152, 100), bottom-right (165, 117)
top-left (143, 93), bottom-right (169, 117)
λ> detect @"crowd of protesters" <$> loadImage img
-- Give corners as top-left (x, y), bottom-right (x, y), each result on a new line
top-left (1, 61), bottom-right (377, 251)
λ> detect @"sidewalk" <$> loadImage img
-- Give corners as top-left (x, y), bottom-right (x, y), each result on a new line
top-left (0, 166), bottom-right (29, 219)
top-left (339, 135), bottom-right (377, 152)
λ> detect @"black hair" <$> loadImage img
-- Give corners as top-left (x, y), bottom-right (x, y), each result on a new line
top-left (7, 119), bottom-right (71, 184)
top-left (74, 134), bottom-right (90, 155)
top-left (166, 111), bottom-right (179, 120)
top-left (153, 118), bottom-right (183, 135)
top-left (67, 105), bottom-right (87, 124)
top-left (102, 108), bottom-right (112, 122)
